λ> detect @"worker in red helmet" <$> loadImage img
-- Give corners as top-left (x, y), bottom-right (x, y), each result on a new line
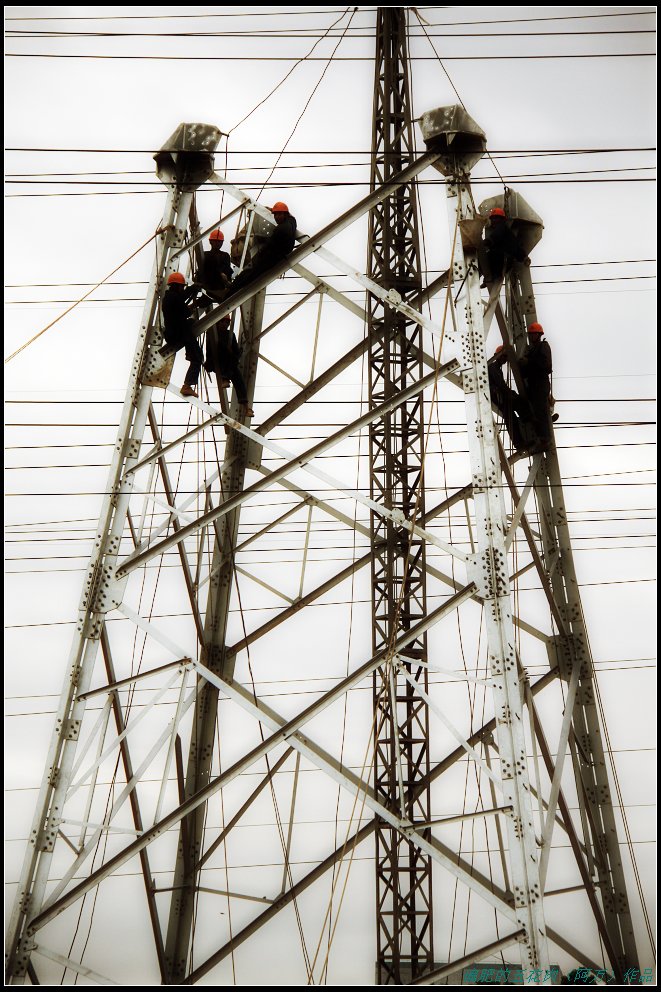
top-left (195, 228), bottom-right (253, 410)
top-left (519, 323), bottom-right (554, 451)
top-left (228, 201), bottom-right (297, 296)
top-left (204, 315), bottom-right (254, 418)
top-left (161, 272), bottom-right (205, 398)
top-left (478, 206), bottom-right (530, 289)
top-left (488, 344), bottom-right (527, 452)
top-left (198, 229), bottom-right (234, 300)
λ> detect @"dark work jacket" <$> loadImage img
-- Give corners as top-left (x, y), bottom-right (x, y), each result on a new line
top-left (488, 361), bottom-right (510, 410)
top-left (520, 340), bottom-right (552, 396)
top-left (199, 249), bottom-right (233, 291)
top-left (251, 214), bottom-right (297, 271)
top-left (162, 286), bottom-right (195, 345)
top-left (483, 219), bottom-right (528, 264)
top-left (488, 361), bottom-right (523, 414)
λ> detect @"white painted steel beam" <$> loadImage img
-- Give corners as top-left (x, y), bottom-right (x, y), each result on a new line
top-left (30, 945), bottom-right (119, 986)
top-left (4, 188), bottom-right (194, 981)
top-left (443, 174), bottom-right (550, 973)
top-left (115, 362), bottom-right (464, 579)
top-left (194, 660), bottom-right (518, 924)
top-left (43, 679), bottom-right (199, 910)
top-left (27, 585), bottom-right (476, 934)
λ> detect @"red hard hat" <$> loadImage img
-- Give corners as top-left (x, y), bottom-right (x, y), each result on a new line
top-left (495, 345), bottom-right (505, 353)
top-left (528, 322), bottom-right (544, 335)
top-left (270, 201), bottom-right (289, 214)
top-left (209, 229), bottom-right (224, 241)
top-left (489, 207), bottom-right (506, 219)
top-left (167, 272), bottom-right (185, 285)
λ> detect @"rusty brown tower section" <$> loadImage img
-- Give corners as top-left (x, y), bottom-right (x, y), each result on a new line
top-left (367, 8), bottom-right (434, 984)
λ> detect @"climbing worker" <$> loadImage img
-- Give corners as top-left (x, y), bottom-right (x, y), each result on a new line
top-left (477, 207), bottom-right (530, 288)
top-left (205, 315), bottom-right (254, 418)
top-left (160, 272), bottom-right (204, 399)
top-left (488, 345), bottom-right (527, 452)
top-left (227, 202), bottom-right (297, 296)
top-left (519, 322), bottom-right (553, 451)
top-left (197, 229), bottom-right (233, 300)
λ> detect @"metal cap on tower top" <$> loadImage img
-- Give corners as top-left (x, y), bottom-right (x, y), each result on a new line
top-left (418, 105), bottom-right (486, 176)
top-left (479, 190), bottom-right (544, 254)
top-left (154, 123), bottom-right (222, 191)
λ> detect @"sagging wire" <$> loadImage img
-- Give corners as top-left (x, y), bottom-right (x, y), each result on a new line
top-left (61, 296), bottom-right (176, 982)
top-left (321, 337), bottom-right (368, 985)
top-left (200, 414), bottom-right (237, 981)
top-left (202, 392), bottom-right (314, 981)
top-left (414, 74), bottom-right (508, 962)
top-left (255, 8), bottom-right (358, 202)
top-left (588, 619), bottom-right (656, 957)
top-left (196, 378), bottom-right (235, 984)
top-left (4, 227), bottom-right (164, 364)
top-left (227, 8), bottom-right (355, 136)
top-left (415, 93), bottom-right (481, 962)
top-left (309, 167), bottom-right (463, 984)
top-left (410, 7), bottom-right (508, 193)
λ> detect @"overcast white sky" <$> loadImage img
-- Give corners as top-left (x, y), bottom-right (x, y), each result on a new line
top-left (4, 5), bottom-right (656, 986)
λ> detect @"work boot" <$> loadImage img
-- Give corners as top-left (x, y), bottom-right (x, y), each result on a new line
top-left (552, 413), bottom-right (560, 423)
top-left (239, 402), bottom-right (254, 418)
top-left (180, 384), bottom-right (198, 398)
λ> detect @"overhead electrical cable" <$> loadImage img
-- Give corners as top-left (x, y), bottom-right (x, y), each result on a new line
top-left (3, 227), bottom-right (165, 364)
top-left (6, 53), bottom-right (655, 61)
top-left (6, 145), bottom-right (654, 154)
top-left (7, 28), bottom-right (656, 38)
top-left (5, 9), bottom-right (654, 23)
top-left (227, 6), bottom-right (356, 135)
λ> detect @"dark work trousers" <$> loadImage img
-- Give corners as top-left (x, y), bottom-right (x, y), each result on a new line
top-left (478, 221), bottom-right (527, 284)
top-left (492, 384), bottom-right (526, 451)
top-left (489, 364), bottom-right (527, 451)
top-left (206, 322), bottom-right (248, 404)
top-left (478, 245), bottom-right (506, 283)
top-left (526, 384), bottom-right (552, 445)
top-left (166, 331), bottom-right (203, 386)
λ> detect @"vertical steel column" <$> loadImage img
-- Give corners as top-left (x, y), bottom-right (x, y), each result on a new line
top-left (541, 455), bottom-right (639, 978)
top-left (164, 292), bottom-right (265, 984)
top-left (505, 272), bottom-right (639, 977)
top-left (444, 175), bottom-right (550, 972)
top-left (367, 9), bottom-right (433, 985)
top-left (5, 184), bottom-right (195, 984)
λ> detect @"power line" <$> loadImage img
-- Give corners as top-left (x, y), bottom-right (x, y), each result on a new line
top-left (9, 501), bottom-right (655, 532)
top-left (6, 28), bottom-right (656, 38)
top-left (4, 396), bottom-right (657, 405)
top-left (5, 276), bottom-right (657, 304)
top-left (6, 53), bottom-right (655, 62)
top-left (4, 9), bottom-right (373, 22)
top-left (5, 536), bottom-right (657, 561)
top-left (5, 10), bottom-right (655, 23)
top-left (5, 146), bottom-right (654, 154)
top-left (6, 166), bottom-right (656, 180)
top-left (4, 167), bottom-right (654, 182)
top-left (5, 551), bottom-right (656, 574)
top-left (5, 261), bottom-right (657, 289)
top-left (5, 178), bottom-right (657, 200)
top-left (6, 167), bottom-right (657, 185)
top-left (4, 477), bottom-right (657, 499)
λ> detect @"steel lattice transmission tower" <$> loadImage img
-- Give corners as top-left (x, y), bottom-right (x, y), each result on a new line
top-left (367, 9), bottom-right (433, 984)
top-left (6, 8), bottom-right (643, 985)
